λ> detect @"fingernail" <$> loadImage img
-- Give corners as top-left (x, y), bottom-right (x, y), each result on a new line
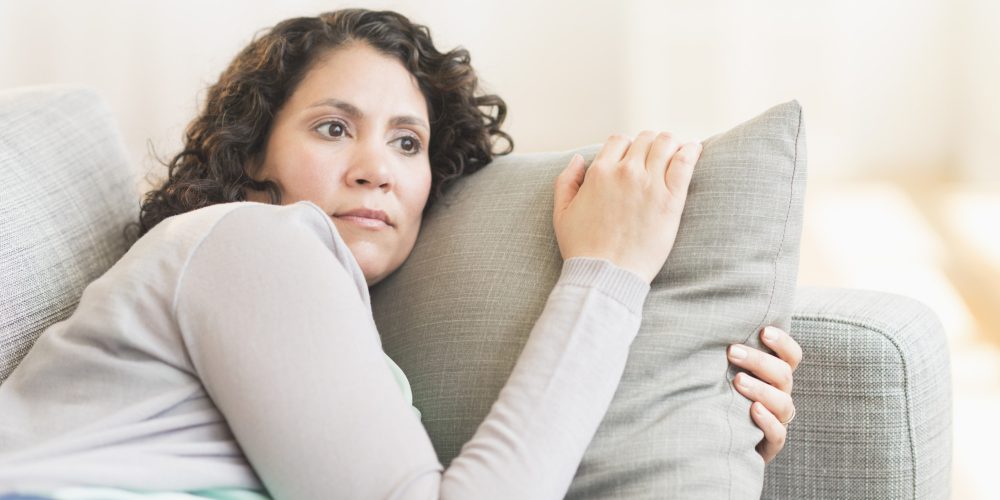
top-left (736, 373), bottom-right (751, 390)
top-left (729, 345), bottom-right (747, 360)
top-left (754, 402), bottom-right (767, 415)
top-left (762, 327), bottom-right (779, 342)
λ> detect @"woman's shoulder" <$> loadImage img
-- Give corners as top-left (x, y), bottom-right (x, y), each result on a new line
top-left (106, 200), bottom-right (343, 292)
top-left (143, 200), bottom-right (335, 249)
top-left (84, 200), bottom-right (347, 311)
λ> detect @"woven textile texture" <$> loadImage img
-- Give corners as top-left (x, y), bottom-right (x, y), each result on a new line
top-left (1, 87), bottom-right (951, 498)
top-left (763, 287), bottom-right (952, 500)
top-left (371, 101), bottom-right (807, 498)
top-left (0, 86), bottom-right (136, 383)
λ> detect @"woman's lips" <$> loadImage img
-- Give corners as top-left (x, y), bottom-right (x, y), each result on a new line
top-left (334, 214), bottom-right (391, 229)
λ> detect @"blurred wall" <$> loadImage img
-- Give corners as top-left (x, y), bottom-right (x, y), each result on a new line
top-left (1, 0), bottom-right (997, 189)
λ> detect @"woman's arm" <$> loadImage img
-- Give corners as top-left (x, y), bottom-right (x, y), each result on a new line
top-left (175, 132), bottom-right (697, 499)
top-left (173, 204), bottom-right (646, 499)
top-left (174, 204), bottom-right (435, 498)
top-left (431, 256), bottom-right (649, 498)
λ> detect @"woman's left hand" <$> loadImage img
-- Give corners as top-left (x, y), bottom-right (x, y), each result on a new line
top-left (727, 326), bottom-right (803, 464)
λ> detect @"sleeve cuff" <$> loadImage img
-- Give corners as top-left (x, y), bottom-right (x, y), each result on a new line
top-left (558, 257), bottom-right (651, 315)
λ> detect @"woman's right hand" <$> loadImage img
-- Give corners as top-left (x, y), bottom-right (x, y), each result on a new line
top-left (553, 131), bottom-right (702, 284)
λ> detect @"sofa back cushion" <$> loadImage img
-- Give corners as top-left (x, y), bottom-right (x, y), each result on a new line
top-left (371, 101), bottom-right (807, 498)
top-left (0, 86), bottom-right (137, 384)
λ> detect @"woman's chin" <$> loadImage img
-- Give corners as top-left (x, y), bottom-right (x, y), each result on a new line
top-left (337, 231), bottom-right (408, 288)
top-left (351, 253), bottom-right (389, 287)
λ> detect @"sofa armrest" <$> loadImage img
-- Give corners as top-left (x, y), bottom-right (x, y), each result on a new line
top-left (763, 287), bottom-right (952, 499)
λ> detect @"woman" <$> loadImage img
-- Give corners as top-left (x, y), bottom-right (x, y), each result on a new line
top-left (0, 9), bottom-right (801, 499)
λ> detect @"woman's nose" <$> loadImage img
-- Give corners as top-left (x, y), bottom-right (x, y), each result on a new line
top-left (346, 143), bottom-right (392, 190)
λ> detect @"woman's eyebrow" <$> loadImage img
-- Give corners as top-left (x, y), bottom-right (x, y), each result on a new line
top-left (308, 98), bottom-right (429, 132)
top-left (389, 115), bottom-right (429, 132)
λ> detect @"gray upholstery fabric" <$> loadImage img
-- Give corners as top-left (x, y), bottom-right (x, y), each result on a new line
top-left (371, 101), bottom-right (807, 498)
top-left (763, 287), bottom-right (952, 500)
top-left (0, 87), bottom-right (951, 498)
top-left (0, 86), bottom-right (137, 384)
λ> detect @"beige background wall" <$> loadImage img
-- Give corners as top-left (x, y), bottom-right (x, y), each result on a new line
top-left (2, 2), bottom-right (998, 496)
top-left (2, 0), bottom-right (997, 185)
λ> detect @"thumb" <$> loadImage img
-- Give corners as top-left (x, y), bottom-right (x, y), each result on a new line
top-left (553, 153), bottom-right (586, 214)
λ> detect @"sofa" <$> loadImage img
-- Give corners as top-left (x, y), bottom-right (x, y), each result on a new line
top-left (0, 86), bottom-right (953, 498)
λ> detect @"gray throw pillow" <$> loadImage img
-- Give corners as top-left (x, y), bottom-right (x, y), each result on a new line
top-left (370, 101), bottom-right (807, 498)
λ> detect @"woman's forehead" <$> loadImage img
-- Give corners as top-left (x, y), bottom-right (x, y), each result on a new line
top-left (290, 43), bottom-right (428, 121)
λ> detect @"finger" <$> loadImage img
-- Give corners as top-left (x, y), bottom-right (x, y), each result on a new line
top-left (761, 326), bottom-right (803, 372)
top-left (733, 372), bottom-right (796, 425)
top-left (646, 132), bottom-right (681, 182)
top-left (621, 130), bottom-right (657, 171)
top-left (665, 141), bottom-right (701, 201)
top-left (591, 134), bottom-right (632, 170)
top-left (727, 343), bottom-right (794, 393)
top-left (751, 401), bottom-right (787, 464)
top-left (553, 154), bottom-right (586, 215)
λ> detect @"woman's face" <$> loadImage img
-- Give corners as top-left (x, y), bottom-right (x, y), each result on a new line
top-left (248, 42), bottom-right (433, 286)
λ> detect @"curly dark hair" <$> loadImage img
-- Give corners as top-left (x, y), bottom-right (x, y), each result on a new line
top-left (133, 8), bottom-right (512, 239)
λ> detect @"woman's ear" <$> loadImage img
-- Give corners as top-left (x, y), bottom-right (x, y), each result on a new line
top-left (244, 187), bottom-right (269, 203)
top-left (243, 152), bottom-right (265, 180)
top-left (242, 156), bottom-right (272, 203)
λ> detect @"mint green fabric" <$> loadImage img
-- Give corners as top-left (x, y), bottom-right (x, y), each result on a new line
top-left (385, 353), bottom-right (421, 420)
top-left (40, 487), bottom-right (268, 499)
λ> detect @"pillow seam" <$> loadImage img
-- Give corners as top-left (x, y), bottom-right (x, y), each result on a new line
top-left (727, 104), bottom-right (804, 500)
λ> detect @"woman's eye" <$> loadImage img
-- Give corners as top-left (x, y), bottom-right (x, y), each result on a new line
top-left (395, 135), bottom-right (422, 155)
top-left (316, 121), bottom-right (347, 138)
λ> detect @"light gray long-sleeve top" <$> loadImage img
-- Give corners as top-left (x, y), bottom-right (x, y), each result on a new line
top-left (0, 201), bottom-right (650, 499)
